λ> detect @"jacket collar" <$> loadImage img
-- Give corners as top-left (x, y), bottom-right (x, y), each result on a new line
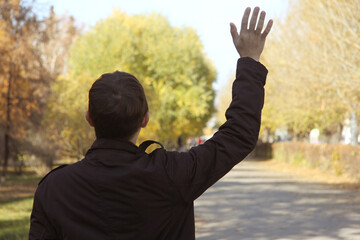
top-left (87, 138), bottom-right (139, 153)
top-left (87, 139), bottom-right (164, 154)
top-left (84, 139), bottom-right (164, 167)
top-left (83, 138), bottom-right (141, 167)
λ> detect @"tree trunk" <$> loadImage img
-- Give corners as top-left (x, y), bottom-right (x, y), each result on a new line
top-left (350, 111), bottom-right (358, 145)
top-left (1, 62), bottom-right (13, 184)
top-left (336, 123), bottom-right (343, 144)
top-left (1, 133), bottom-right (10, 183)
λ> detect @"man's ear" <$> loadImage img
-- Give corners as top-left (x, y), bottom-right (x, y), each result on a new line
top-left (85, 111), bottom-right (94, 127)
top-left (141, 111), bottom-right (149, 128)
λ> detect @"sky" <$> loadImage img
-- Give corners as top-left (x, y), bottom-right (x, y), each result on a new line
top-left (38, 0), bottom-right (289, 90)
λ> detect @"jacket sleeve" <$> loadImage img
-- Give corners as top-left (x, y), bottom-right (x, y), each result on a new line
top-left (29, 186), bottom-right (59, 240)
top-left (163, 57), bottom-right (267, 202)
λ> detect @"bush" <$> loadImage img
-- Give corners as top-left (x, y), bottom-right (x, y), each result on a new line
top-left (254, 142), bottom-right (360, 180)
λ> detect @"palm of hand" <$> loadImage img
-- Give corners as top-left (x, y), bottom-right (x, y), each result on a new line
top-left (230, 7), bottom-right (273, 61)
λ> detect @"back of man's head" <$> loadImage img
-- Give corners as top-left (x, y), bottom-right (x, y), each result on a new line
top-left (88, 71), bottom-right (148, 140)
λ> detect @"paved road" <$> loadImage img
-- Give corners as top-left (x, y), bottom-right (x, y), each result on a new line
top-left (194, 160), bottom-right (360, 240)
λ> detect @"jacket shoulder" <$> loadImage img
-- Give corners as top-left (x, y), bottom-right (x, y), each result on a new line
top-left (38, 164), bottom-right (68, 185)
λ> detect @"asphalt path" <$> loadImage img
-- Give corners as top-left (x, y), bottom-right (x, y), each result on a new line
top-left (194, 160), bottom-right (360, 240)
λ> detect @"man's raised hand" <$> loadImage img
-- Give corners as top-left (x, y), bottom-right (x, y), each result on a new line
top-left (230, 7), bottom-right (273, 62)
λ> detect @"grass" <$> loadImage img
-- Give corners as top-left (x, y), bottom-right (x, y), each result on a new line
top-left (0, 169), bottom-right (40, 240)
top-left (0, 198), bottom-right (34, 240)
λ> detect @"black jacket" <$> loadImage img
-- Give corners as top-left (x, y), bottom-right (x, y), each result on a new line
top-left (29, 57), bottom-right (267, 240)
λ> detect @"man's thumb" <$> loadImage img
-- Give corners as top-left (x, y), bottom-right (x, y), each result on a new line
top-left (230, 23), bottom-right (238, 40)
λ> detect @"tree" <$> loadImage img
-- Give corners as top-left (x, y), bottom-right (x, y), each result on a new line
top-left (0, 0), bottom-right (43, 182)
top-left (302, 0), bottom-right (360, 145)
top-left (260, 0), bottom-right (359, 143)
top-left (216, 75), bottom-right (232, 126)
top-left (31, 7), bottom-right (80, 170)
top-left (0, 1), bottom-right (79, 181)
top-left (48, 10), bottom-right (216, 157)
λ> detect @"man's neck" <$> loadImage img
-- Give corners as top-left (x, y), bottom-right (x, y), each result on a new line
top-left (130, 129), bottom-right (141, 145)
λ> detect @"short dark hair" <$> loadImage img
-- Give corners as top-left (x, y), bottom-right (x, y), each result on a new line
top-left (88, 71), bottom-right (148, 140)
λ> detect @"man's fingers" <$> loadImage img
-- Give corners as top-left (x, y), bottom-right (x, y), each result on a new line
top-left (240, 7), bottom-right (251, 33)
top-left (262, 19), bottom-right (273, 38)
top-left (230, 22), bottom-right (239, 41)
top-left (255, 11), bottom-right (266, 34)
top-left (249, 7), bottom-right (260, 31)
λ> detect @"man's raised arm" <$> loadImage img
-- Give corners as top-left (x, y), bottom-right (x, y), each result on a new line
top-left (163, 7), bottom-right (273, 202)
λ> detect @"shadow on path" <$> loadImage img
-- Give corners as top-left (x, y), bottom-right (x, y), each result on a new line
top-left (195, 160), bottom-right (360, 240)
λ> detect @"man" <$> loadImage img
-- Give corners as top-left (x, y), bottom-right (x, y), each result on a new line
top-left (29, 7), bottom-right (272, 240)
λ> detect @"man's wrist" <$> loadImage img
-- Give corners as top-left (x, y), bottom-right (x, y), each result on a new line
top-left (240, 55), bottom-right (259, 62)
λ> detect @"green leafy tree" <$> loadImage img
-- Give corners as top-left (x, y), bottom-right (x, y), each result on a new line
top-left (48, 10), bottom-right (216, 156)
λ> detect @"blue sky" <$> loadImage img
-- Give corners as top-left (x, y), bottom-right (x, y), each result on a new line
top-left (39, 0), bottom-right (289, 90)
